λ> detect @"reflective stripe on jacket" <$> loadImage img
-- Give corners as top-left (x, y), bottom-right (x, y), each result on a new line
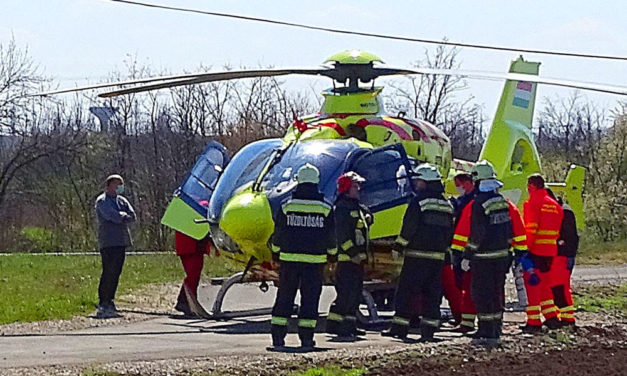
top-left (451, 193), bottom-right (526, 258)
top-left (523, 188), bottom-right (563, 257)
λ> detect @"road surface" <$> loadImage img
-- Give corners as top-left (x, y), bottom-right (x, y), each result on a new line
top-left (1, 264), bottom-right (625, 369)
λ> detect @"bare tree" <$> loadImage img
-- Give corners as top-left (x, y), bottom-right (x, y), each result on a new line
top-left (384, 44), bottom-right (485, 160)
top-left (0, 38), bottom-right (87, 212)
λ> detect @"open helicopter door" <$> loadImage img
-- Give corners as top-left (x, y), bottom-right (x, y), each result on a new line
top-left (345, 144), bottom-right (415, 326)
top-left (161, 141), bottom-right (230, 240)
top-left (347, 144), bottom-right (415, 238)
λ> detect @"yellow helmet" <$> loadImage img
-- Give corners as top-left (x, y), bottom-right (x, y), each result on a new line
top-left (296, 163), bottom-right (320, 184)
top-left (470, 160), bottom-right (497, 181)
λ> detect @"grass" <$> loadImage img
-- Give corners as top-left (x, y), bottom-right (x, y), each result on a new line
top-left (574, 282), bottom-right (627, 313)
top-left (577, 238), bottom-right (627, 265)
top-left (0, 253), bottom-right (236, 325)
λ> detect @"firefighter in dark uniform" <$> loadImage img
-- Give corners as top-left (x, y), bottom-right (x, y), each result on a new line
top-left (382, 163), bottom-right (455, 342)
top-left (326, 171), bottom-right (372, 341)
top-left (451, 160), bottom-right (527, 344)
top-left (269, 163), bottom-right (337, 350)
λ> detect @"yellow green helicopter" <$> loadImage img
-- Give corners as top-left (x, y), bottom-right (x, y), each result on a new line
top-left (42, 50), bottom-right (623, 320)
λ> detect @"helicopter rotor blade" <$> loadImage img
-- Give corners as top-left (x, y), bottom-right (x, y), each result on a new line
top-left (35, 68), bottom-right (328, 97)
top-left (100, 68), bottom-right (324, 97)
top-left (378, 67), bottom-right (627, 96)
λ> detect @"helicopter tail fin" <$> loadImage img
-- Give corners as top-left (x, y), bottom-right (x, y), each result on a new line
top-left (478, 56), bottom-right (542, 206)
top-left (547, 165), bottom-right (586, 229)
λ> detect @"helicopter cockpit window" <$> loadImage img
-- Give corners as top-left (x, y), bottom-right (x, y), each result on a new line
top-left (208, 139), bottom-right (282, 221)
top-left (349, 147), bottom-right (413, 211)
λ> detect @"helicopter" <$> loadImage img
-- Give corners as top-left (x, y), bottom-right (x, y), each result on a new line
top-left (41, 50), bottom-right (623, 321)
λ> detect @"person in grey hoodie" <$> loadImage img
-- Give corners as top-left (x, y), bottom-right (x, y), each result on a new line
top-left (95, 174), bottom-right (136, 318)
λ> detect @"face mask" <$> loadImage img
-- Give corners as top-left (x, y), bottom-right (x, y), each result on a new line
top-left (116, 185), bottom-right (125, 195)
top-left (455, 186), bottom-right (465, 195)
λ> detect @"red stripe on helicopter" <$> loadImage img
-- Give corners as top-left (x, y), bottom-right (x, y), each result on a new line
top-left (402, 119), bottom-right (431, 142)
top-left (355, 118), bottom-right (412, 140)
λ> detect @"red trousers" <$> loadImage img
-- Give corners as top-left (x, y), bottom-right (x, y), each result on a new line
top-left (524, 255), bottom-right (558, 326)
top-left (551, 256), bottom-right (575, 323)
top-left (177, 251), bottom-right (204, 305)
top-left (459, 271), bottom-right (477, 328)
top-left (441, 264), bottom-right (462, 324)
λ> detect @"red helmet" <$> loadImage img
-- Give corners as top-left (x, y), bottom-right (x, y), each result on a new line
top-left (337, 171), bottom-right (366, 194)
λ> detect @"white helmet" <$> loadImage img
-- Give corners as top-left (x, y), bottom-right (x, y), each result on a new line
top-left (296, 163), bottom-right (320, 184)
top-left (411, 163), bottom-right (442, 182)
top-left (470, 160), bottom-right (497, 181)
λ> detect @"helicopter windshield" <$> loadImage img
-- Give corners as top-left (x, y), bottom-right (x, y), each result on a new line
top-left (262, 140), bottom-right (363, 205)
top-left (208, 139), bottom-right (282, 222)
top-left (347, 144), bottom-right (414, 212)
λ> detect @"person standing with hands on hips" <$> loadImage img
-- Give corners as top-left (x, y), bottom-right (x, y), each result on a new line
top-left (95, 174), bottom-right (136, 319)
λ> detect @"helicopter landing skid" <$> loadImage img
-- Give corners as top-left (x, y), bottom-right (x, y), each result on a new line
top-left (202, 271), bottom-right (279, 320)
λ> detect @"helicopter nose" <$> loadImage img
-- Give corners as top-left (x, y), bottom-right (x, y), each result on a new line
top-left (218, 190), bottom-right (274, 255)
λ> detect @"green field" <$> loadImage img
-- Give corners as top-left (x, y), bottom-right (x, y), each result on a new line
top-left (0, 253), bottom-right (235, 325)
top-left (577, 238), bottom-right (627, 265)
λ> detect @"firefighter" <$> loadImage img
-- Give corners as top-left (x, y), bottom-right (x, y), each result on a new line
top-left (269, 163), bottom-right (337, 350)
top-left (450, 160), bottom-right (527, 343)
top-left (326, 171), bottom-right (372, 341)
top-left (553, 195), bottom-right (578, 327)
top-left (382, 163), bottom-right (454, 342)
top-left (449, 172), bottom-right (477, 334)
top-left (521, 174), bottom-right (563, 333)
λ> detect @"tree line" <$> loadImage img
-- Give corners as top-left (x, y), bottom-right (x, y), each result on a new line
top-left (0, 39), bottom-right (624, 253)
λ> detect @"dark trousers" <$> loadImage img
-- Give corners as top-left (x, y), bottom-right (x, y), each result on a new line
top-left (390, 257), bottom-right (443, 337)
top-left (177, 251), bottom-right (204, 306)
top-left (271, 262), bottom-right (323, 343)
top-left (327, 261), bottom-right (364, 335)
top-left (98, 246), bottom-right (126, 305)
top-left (470, 257), bottom-right (510, 339)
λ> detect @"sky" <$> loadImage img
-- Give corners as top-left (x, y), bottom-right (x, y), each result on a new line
top-left (3, 0), bottom-right (627, 122)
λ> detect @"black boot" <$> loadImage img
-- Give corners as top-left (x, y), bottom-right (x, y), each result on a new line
top-left (418, 325), bottom-right (438, 342)
top-left (299, 328), bottom-right (316, 349)
top-left (544, 317), bottom-right (562, 330)
top-left (271, 325), bottom-right (287, 347)
top-left (472, 321), bottom-right (490, 339)
top-left (382, 324), bottom-right (408, 340)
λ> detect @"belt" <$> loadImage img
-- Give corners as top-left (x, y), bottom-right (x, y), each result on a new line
top-left (404, 249), bottom-right (445, 260)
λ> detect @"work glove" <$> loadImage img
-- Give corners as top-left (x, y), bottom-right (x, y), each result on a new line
top-left (567, 257), bottom-right (576, 272)
top-left (527, 270), bottom-right (541, 286)
top-left (461, 259), bottom-right (471, 272)
top-left (514, 250), bottom-right (528, 265)
top-left (519, 252), bottom-right (535, 273)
